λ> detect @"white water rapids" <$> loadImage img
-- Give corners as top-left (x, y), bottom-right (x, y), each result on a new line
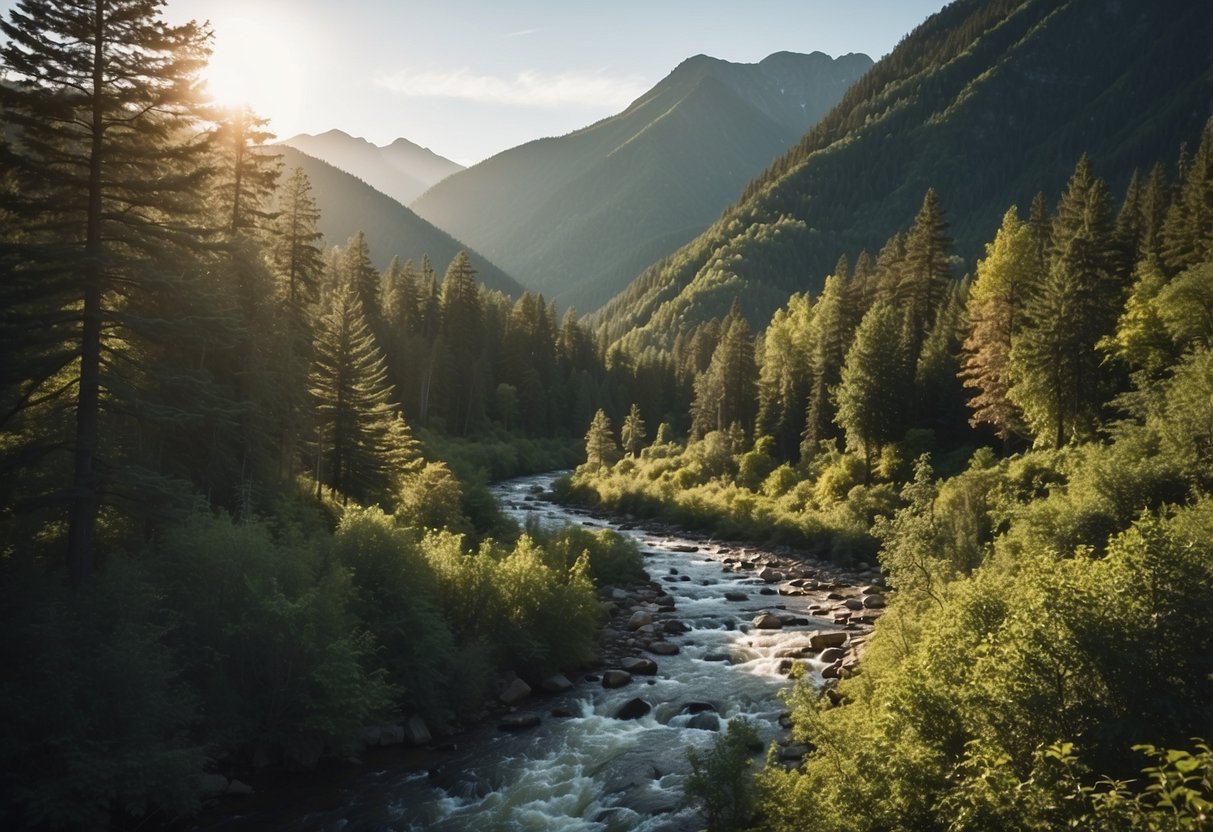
top-left (262, 472), bottom-right (865, 831)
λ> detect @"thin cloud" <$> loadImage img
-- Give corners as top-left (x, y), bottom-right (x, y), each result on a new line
top-left (375, 67), bottom-right (648, 109)
top-left (504, 28), bottom-right (540, 38)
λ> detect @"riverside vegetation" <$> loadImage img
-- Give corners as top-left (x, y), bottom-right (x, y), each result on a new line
top-left (2, 0), bottom-right (1212, 830)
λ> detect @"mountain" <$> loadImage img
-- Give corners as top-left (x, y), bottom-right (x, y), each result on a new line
top-left (597, 0), bottom-right (1213, 350)
top-left (280, 129), bottom-right (463, 206)
top-left (275, 145), bottom-right (522, 296)
top-left (410, 51), bottom-right (872, 313)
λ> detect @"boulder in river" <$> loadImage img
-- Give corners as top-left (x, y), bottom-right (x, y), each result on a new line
top-left (758, 566), bottom-right (783, 583)
top-left (844, 598), bottom-right (865, 611)
top-left (724, 591), bottom-right (749, 602)
top-left (670, 544), bottom-right (699, 553)
top-left (655, 594), bottom-right (676, 609)
top-left (621, 656), bottom-right (658, 675)
top-left (648, 641), bottom-right (680, 655)
top-left (863, 593), bottom-right (887, 609)
top-left (687, 711), bottom-right (721, 731)
top-left (663, 619), bottom-right (689, 634)
top-left (602, 669), bottom-right (633, 688)
top-left (627, 610), bottom-right (653, 630)
top-left (615, 697), bottom-right (652, 720)
top-left (540, 673), bottom-right (573, 693)
top-left (499, 678), bottom-right (532, 705)
top-left (818, 647), bottom-right (846, 664)
top-left (753, 612), bottom-right (783, 629)
top-left (810, 631), bottom-right (848, 650)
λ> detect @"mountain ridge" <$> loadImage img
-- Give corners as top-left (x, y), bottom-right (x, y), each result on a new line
top-left (275, 144), bottom-right (521, 296)
top-left (410, 50), bottom-right (872, 313)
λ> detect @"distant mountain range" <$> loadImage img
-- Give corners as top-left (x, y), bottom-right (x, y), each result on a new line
top-left (275, 144), bottom-right (522, 296)
top-left (597, 0), bottom-right (1213, 349)
top-left (410, 51), bottom-right (872, 313)
top-left (280, 129), bottom-right (463, 206)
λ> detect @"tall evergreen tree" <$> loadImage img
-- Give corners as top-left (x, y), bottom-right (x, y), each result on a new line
top-left (584, 408), bottom-right (618, 469)
top-left (897, 187), bottom-right (953, 352)
top-left (309, 273), bottom-right (411, 502)
top-left (834, 302), bottom-right (910, 480)
top-left (621, 403), bottom-right (647, 457)
top-left (272, 167), bottom-right (324, 309)
top-left (439, 251), bottom-right (484, 432)
top-left (0, 0), bottom-right (212, 583)
top-left (802, 272), bottom-right (859, 457)
top-left (756, 293), bottom-right (814, 461)
top-left (690, 300), bottom-right (758, 438)
top-left (961, 207), bottom-right (1037, 440)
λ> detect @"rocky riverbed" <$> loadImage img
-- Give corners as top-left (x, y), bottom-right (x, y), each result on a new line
top-left (193, 472), bottom-right (888, 831)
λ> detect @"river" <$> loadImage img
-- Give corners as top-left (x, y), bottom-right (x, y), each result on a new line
top-left (223, 471), bottom-right (878, 831)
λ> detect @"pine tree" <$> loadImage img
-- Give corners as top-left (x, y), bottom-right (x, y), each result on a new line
top-left (621, 403), bottom-right (647, 457)
top-left (690, 300), bottom-right (757, 438)
top-left (756, 293), bottom-right (814, 461)
top-left (309, 273), bottom-right (409, 502)
top-left (1161, 118), bottom-right (1213, 275)
top-left (272, 167), bottom-right (324, 309)
top-left (212, 104), bottom-right (280, 236)
top-left (802, 272), bottom-right (859, 457)
top-left (961, 207), bottom-right (1037, 440)
top-left (0, 0), bottom-right (212, 583)
top-left (584, 408), bottom-right (619, 469)
top-left (897, 188), bottom-right (953, 352)
top-left (834, 302), bottom-right (910, 480)
top-left (341, 231), bottom-right (380, 328)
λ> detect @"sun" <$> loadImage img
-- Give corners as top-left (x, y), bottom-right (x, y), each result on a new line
top-left (203, 15), bottom-right (303, 131)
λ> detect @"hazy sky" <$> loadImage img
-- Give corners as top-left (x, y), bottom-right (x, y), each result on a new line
top-left (2, 1), bottom-right (948, 165)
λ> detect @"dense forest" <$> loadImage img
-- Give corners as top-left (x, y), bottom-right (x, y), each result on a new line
top-left (1, 0), bottom-right (1211, 830)
top-left (568, 121), bottom-right (1213, 828)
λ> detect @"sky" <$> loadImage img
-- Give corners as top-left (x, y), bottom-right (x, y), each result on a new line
top-left (2, 1), bottom-right (948, 166)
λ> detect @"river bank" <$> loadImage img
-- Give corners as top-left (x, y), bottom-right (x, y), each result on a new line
top-left (191, 472), bottom-right (889, 831)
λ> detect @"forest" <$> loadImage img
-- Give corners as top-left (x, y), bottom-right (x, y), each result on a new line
top-left (1, 0), bottom-right (1211, 830)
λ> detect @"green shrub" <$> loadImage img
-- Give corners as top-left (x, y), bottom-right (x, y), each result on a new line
top-left (685, 719), bottom-right (761, 832)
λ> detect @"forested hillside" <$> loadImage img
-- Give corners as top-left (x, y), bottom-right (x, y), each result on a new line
top-left (567, 116), bottom-right (1213, 829)
top-left (412, 51), bottom-right (871, 313)
top-left (276, 144), bottom-right (521, 294)
top-left (598, 0), bottom-right (1213, 350)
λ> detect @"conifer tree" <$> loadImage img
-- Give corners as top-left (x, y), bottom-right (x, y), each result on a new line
top-left (1161, 118), bottom-right (1213, 275)
top-left (621, 403), bottom-right (647, 457)
top-left (584, 408), bottom-right (619, 469)
top-left (802, 272), bottom-right (859, 457)
top-left (212, 104), bottom-right (280, 235)
top-left (309, 273), bottom-right (411, 501)
top-left (834, 302), bottom-right (910, 480)
top-left (0, 0), bottom-right (212, 583)
top-left (961, 207), bottom-right (1037, 440)
top-left (690, 300), bottom-right (757, 438)
top-left (341, 231), bottom-right (380, 328)
top-left (756, 293), bottom-right (814, 460)
top-left (897, 187), bottom-right (953, 352)
top-left (272, 167), bottom-right (324, 309)
top-left (439, 251), bottom-right (485, 432)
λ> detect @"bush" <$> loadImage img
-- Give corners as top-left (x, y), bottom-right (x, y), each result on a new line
top-left (685, 719), bottom-right (761, 831)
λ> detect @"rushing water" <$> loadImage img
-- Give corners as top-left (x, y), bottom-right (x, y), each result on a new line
top-left (263, 472), bottom-right (858, 832)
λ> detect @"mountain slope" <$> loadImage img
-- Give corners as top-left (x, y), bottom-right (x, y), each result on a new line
top-left (410, 51), bottom-right (872, 312)
top-left (280, 129), bottom-right (463, 206)
top-left (598, 0), bottom-right (1213, 349)
top-left (275, 145), bottom-right (521, 296)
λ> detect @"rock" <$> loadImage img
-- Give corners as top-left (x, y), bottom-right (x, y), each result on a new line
top-left (779, 744), bottom-right (811, 761)
top-left (602, 669), bottom-right (633, 688)
top-left (226, 779), bottom-right (254, 796)
top-left (861, 583), bottom-right (885, 594)
top-left (627, 610), bottom-right (654, 630)
top-left (670, 544), bottom-right (698, 553)
top-left (499, 678), bottom-right (532, 705)
top-left (196, 773), bottom-right (229, 797)
top-left (540, 673), bottom-right (574, 693)
top-left (655, 594), bottom-right (676, 609)
top-left (621, 657), bottom-right (658, 675)
top-left (360, 725), bottom-right (383, 746)
top-left (380, 723), bottom-right (406, 746)
top-left (648, 641), bottom-right (680, 655)
top-left (609, 587), bottom-right (630, 602)
top-left (724, 591), bottom-right (749, 602)
top-left (283, 735), bottom-right (325, 772)
top-left (810, 631), bottom-right (848, 650)
top-left (753, 613), bottom-right (783, 630)
top-left (703, 653), bottom-right (730, 662)
top-left (760, 587), bottom-right (777, 595)
top-left (498, 713), bottom-right (542, 732)
top-left (758, 566), bottom-right (783, 583)
top-left (686, 711), bottom-right (721, 731)
top-left (615, 697), bottom-right (652, 720)
top-left (551, 706), bottom-right (576, 718)
top-left (664, 619), bottom-right (690, 634)
top-left (821, 661), bottom-right (842, 679)
top-left (818, 647), bottom-right (846, 663)
top-left (844, 598), bottom-right (865, 611)
top-left (681, 702), bottom-right (717, 714)
top-left (862, 593), bottom-right (887, 609)
top-left (404, 715), bottom-right (431, 746)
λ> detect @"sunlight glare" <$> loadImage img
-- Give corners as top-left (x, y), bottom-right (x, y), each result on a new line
top-left (204, 15), bottom-right (304, 133)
